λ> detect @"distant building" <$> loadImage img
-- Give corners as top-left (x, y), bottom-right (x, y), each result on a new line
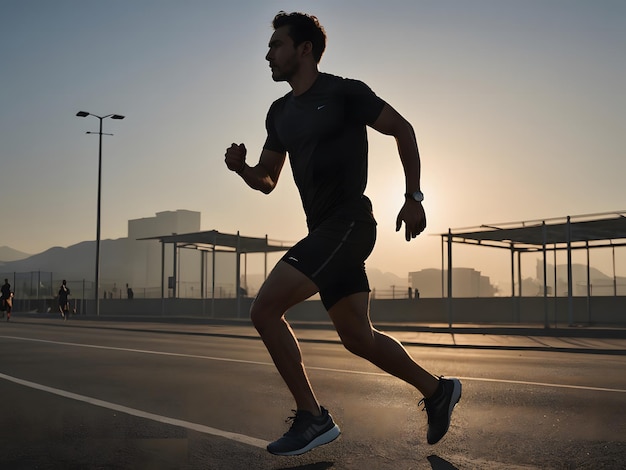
top-left (125, 210), bottom-right (206, 297)
top-left (128, 210), bottom-right (201, 240)
top-left (409, 267), bottom-right (496, 298)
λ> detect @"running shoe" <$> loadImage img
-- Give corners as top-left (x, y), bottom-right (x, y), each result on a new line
top-left (267, 407), bottom-right (340, 456)
top-left (420, 377), bottom-right (462, 444)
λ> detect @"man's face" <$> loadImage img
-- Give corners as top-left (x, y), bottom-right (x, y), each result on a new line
top-left (266, 26), bottom-right (300, 82)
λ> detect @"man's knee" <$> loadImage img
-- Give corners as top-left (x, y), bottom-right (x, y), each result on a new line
top-left (338, 328), bottom-right (375, 358)
top-left (250, 296), bottom-right (282, 333)
top-left (249, 298), bottom-right (266, 331)
top-left (249, 261), bottom-right (318, 333)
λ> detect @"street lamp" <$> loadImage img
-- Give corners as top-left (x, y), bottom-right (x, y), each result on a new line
top-left (76, 111), bottom-right (125, 316)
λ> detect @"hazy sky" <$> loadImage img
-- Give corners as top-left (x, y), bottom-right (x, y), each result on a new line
top-left (2, 0), bottom-right (625, 287)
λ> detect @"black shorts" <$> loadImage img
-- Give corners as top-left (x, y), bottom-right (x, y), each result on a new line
top-left (282, 216), bottom-right (376, 310)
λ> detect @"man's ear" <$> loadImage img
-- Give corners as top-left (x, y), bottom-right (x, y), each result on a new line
top-left (299, 40), bottom-right (314, 58)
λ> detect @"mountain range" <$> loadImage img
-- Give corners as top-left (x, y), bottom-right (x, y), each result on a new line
top-left (0, 241), bottom-right (409, 293)
top-left (0, 239), bottom-right (133, 281)
top-left (0, 246), bottom-right (32, 263)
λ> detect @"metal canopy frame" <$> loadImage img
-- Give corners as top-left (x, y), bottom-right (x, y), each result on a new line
top-left (441, 211), bottom-right (626, 326)
top-left (139, 230), bottom-right (293, 316)
top-left (449, 212), bottom-right (626, 249)
top-left (143, 230), bottom-right (293, 254)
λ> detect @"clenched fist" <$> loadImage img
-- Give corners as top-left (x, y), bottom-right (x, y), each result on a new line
top-left (225, 143), bottom-right (247, 174)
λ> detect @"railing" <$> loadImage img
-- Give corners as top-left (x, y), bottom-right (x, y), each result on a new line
top-left (370, 287), bottom-right (415, 300)
top-left (0, 271), bottom-right (256, 304)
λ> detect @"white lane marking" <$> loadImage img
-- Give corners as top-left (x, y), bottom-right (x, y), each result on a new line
top-left (2, 334), bottom-right (625, 394)
top-left (306, 367), bottom-right (626, 393)
top-left (0, 371), bottom-right (268, 449)
top-left (455, 375), bottom-right (626, 393)
top-left (0, 335), bottom-right (271, 366)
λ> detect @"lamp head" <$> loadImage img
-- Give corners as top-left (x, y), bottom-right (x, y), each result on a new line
top-left (111, 114), bottom-right (125, 120)
top-left (76, 111), bottom-right (90, 117)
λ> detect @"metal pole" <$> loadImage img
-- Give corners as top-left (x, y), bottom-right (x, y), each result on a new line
top-left (201, 250), bottom-right (205, 299)
top-left (77, 111), bottom-right (124, 315)
top-left (211, 247), bottom-right (216, 317)
top-left (566, 216), bottom-right (573, 326)
top-left (447, 229), bottom-right (453, 328)
top-left (161, 241), bottom-right (165, 315)
top-left (244, 252), bottom-right (248, 295)
top-left (553, 243), bottom-right (558, 327)
top-left (517, 250), bottom-right (522, 297)
top-left (201, 250), bottom-right (206, 315)
top-left (542, 221), bottom-right (548, 329)
top-left (586, 241), bottom-right (591, 323)
top-left (441, 235), bottom-right (445, 298)
top-left (510, 246), bottom-right (515, 298)
top-left (509, 244), bottom-right (516, 323)
top-left (236, 231), bottom-right (241, 318)
top-left (173, 242), bottom-right (178, 299)
top-left (95, 117), bottom-right (103, 316)
top-left (612, 243), bottom-right (617, 296)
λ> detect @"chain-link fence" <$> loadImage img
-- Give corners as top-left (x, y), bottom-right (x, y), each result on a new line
top-left (0, 272), bottom-right (91, 314)
top-left (1, 271), bottom-right (255, 313)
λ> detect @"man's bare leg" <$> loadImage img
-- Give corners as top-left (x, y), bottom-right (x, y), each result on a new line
top-left (328, 292), bottom-right (439, 398)
top-left (328, 291), bottom-right (461, 445)
top-left (250, 261), bottom-right (321, 415)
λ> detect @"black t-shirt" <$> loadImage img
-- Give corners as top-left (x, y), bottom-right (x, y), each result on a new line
top-left (59, 286), bottom-right (70, 302)
top-left (264, 73), bottom-right (385, 230)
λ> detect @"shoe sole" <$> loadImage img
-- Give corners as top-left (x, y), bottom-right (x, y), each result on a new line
top-left (268, 424), bottom-right (341, 456)
top-left (428, 378), bottom-right (462, 445)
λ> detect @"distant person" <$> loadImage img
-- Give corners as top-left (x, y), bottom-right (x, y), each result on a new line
top-left (126, 284), bottom-right (134, 300)
top-left (224, 12), bottom-right (461, 456)
top-left (1, 278), bottom-right (12, 321)
top-left (58, 280), bottom-right (70, 320)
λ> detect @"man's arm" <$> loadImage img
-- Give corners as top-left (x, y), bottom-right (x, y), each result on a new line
top-left (369, 103), bottom-right (427, 241)
top-left (225, 143), bottom-right (286, 194)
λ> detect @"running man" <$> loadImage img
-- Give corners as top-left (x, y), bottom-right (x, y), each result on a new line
top-left (1, 279), bottom-right (12, 321)
top-left (224, 11), bottom-right (461, 456)
top-left (58, 280), bottom-right (70, 320)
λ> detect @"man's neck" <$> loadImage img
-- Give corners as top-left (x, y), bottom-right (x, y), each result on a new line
top-left (289, 68), bottom-right (320, 96)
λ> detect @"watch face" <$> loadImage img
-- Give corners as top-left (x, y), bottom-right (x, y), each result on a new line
top-left (405, 191), bottom-right (424, 202)
top-left (412, 191), bottom-right (424, 202)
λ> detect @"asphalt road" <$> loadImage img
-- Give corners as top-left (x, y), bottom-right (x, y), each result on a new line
top-left (0, 318), bottom-right (624, 469)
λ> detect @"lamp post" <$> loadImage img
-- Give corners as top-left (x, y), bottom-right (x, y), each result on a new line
top-left (76, 111), bottom-right (125, 316)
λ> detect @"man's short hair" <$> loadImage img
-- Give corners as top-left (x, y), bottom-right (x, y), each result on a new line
top-left (272, 11), bottom-right (326, 63)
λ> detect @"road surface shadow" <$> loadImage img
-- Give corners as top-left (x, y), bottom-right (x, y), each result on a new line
top-left (428, 454), bottom-right (460, 470)
top-left (275, 462), bottom-right (334, 470)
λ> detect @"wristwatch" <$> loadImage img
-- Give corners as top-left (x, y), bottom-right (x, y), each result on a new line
top-left (405, 190), bottom-right (424, 202)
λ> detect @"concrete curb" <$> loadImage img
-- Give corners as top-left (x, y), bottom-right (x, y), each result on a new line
top-left (7, 313), bottom-right (626, 356)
